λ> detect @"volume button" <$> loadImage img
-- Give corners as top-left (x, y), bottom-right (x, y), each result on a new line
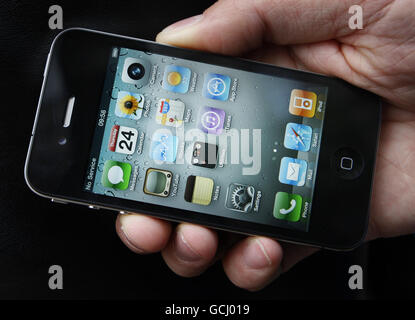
top-left (51, 198), bottom-right (68, 205)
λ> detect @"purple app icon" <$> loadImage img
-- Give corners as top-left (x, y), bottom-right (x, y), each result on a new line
top-left (199, 106), bottom-right (226, 135)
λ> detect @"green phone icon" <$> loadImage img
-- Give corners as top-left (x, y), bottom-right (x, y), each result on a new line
top-left (101, 160), bottom-right (132, 190)
top-left (273, 192), bottom-right (302, 222)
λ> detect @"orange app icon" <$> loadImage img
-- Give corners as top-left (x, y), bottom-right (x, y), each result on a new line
top-left (289, 89), bottom-right (317, 118)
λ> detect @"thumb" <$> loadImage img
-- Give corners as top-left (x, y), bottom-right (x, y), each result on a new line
top-left (156, 0), bottom-right (357, 55)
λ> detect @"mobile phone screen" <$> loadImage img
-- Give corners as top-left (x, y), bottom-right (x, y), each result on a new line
top-left (83, 46), bottom-right (328, 232)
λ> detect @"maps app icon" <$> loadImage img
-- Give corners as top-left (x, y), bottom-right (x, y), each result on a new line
top-left (203, 73), bottom-right (231, 101)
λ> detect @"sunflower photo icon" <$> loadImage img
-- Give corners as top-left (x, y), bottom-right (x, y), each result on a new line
top-left (115, 91), bottom-right (144, 120)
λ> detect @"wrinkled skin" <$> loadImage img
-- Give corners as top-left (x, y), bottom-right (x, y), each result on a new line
top-left (115, 0), bottom-right (415, 291)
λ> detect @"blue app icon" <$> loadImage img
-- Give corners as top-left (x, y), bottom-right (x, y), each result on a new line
top-left (284, 123), bottom-right (312, 151)
top-left (162, 65), bottom-right (191, 93)
top-left (279, 157), bottom-right (307, 186)
top-left (150, 131), bottom-right (178, 162)
top-left (203, 73), bottom-right (231, 101)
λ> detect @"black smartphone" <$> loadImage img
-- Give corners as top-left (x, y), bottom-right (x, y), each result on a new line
top-left (25, 28), bottom-right (381, 250)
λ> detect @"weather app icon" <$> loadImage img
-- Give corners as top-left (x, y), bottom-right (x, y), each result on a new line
top-left (162, 65), bottom-right (191, 94)
top-left (284, 123), bottom-right (312, 152)
top-left (203, 73), bottom-right (231, 101)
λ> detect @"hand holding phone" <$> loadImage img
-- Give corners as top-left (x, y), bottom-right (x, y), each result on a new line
top-left (25, 0), bottom-right (415, 291)
top-left (116, 0), bottom-right (415, 290)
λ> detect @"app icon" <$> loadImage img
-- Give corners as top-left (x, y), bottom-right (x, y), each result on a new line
top-left (115, 91), bottom-right (144, 120)
top-left (191, 141), bottom-right (218, 169)
top-left (184, 175), bottom-right (214, 206)
top-left (162, 65), bottom-right (191, 93)
top-left (284, 123), bottom-right (312, 152)
top-left (149, 131), bottom-right (178, 162)
top-left (199, 106), bottom-right (225, 135)
top-left (108, 125), bottom-right (138, 155)
top-left (279, 157), bottom-right (307, 186)
top-left (203, 73), bottom-right (231, 101)
top-left (273, 192), bottom-right (302, 222)
top-left (143, 168), bottom-right (172, 197)
top-left (101, 160), bottom-right (132, 190)
top-left (225, 183), bottom-right (255, 213)
top-left (289, 89), bottom-right (317, 118)
top-left (155, 98), bottom-right (185, 127)
top-left (121, 57), bottom-right (151, 86)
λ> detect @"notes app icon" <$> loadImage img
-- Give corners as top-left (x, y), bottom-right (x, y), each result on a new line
top-left (184, 175), bottom-right (214, 206)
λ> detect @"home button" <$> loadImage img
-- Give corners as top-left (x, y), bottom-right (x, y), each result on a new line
top-left (333, 148), bottom-right (364, 179)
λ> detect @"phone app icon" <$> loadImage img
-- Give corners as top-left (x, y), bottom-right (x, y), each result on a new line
top-left (225, 183), bottom-right (255, 213)
top-left (149, 131), bottom-right (178, 162)
top-left (191, 141), bottom-right (218, 169)
top-left (289, 89), bottom-right (317, 118)
top-left (279, 157), bottom-right (307, 186)
top-left (108, 125), bottom-right (138, 155)
top-left (115, 91), bottom-right (144, 120)
top-left (273, 192), bottom-right (302, 222)
top-left (203, 73), bottom-right (231, 101)
top-left (162, 65), bottom-right (191, 93)
top-left (155, 98), bottom-right (185, 127)
top-left (143, 168), bottom-right (172, 197)
top-left (184, 175), bottom-right (214, 206)
top-left (199, 106), bottom-right (225, 135)
top-left (284, 123), bottom-right (312, 152)
top-left (101, 160), bottom-right (132, 190)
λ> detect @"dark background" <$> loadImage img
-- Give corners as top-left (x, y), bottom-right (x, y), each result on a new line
top-left (0, 0), bottom-right (414, 299)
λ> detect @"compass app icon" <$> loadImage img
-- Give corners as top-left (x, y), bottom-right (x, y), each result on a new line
top-left (203, 73), bottom-right (231, 101)
top-left (284, 123), bottom-right (312, 152)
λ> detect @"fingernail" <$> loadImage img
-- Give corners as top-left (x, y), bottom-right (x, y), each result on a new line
top-left (174, 228), bottom-right (202, 262)
top-left (243, 239), bottom-right (272, 269)
top-left (161, 14), bottom-right (203, 34)
top-left (119, 214), bottom-right (145, 253)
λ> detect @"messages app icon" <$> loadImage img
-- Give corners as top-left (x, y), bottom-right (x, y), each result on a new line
top-left (203, 73), bottom-right (231, 101)
top-left (279, 157), bottom-right (307, 186)
top-left (101, 160), bottom-right (132, 190)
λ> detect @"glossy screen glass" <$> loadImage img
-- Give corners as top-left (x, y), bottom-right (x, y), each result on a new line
top-left (84, 47), bottom-right (328, 232)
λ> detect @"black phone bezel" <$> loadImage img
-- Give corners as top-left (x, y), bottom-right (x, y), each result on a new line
top-left (25, 28), bottom-right (381, 250)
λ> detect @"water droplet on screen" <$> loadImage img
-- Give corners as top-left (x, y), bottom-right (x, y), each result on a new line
top-left (161, 58), bottom-right (167, 63)
top-left (144, 52), bottom-right (153, 55)
top-left (105, 190), bottom-right (115, 197)
top-left (119, 48), bottom-right (128, 56)
top-left (135, 84), bottom-right (143, 90)
top-left (126, 155), bottom-right (133, 161)
top-left (97, 163), bottom-right (104, 172)
top-left (112, 87), bottom-right (120, 100)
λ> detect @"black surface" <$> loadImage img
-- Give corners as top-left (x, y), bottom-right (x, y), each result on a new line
top-left (1, 0), bottom-right (414, 300)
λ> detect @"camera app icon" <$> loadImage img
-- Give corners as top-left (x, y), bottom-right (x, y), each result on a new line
top-left (121, 57), bottom-right (151, 86)
top-left (289, 89), bottom-right (317, 118)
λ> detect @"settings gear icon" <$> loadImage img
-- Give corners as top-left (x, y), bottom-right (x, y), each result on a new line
top-left (226, 183), bottom-right (255, 213)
